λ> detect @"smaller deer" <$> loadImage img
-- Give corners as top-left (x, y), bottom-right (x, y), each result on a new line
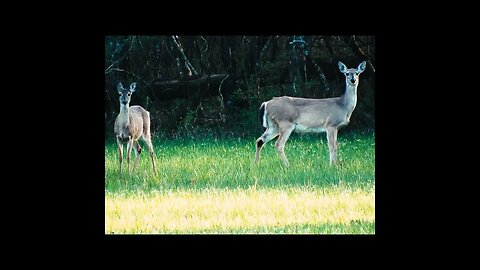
top-left (114, 82), bottom-right (157, 175)
top-left (255, 61), bottom-right (367, 166)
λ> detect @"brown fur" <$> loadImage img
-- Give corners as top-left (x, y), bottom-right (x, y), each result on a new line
top-left (255, 61), bottom-right (366, 166)
top-left (114, 83), bottom-right (158, 175)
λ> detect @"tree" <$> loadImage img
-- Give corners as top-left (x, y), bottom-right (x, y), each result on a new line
top-left (105, 35), bottom-right (375, 138)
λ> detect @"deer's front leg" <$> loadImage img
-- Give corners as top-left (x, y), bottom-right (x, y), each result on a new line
top-left (326, 127), bottom-right (338, 165)
top-left (275, 125), bottom-right (295, 167)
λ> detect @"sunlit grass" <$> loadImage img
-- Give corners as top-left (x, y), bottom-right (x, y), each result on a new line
top-left (105, 131), bottom-right (375, 234)
top-left (105, 187), bottom-right (374, 234)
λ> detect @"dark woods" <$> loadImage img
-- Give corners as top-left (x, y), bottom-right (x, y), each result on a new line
top-left (105, 35), bottom-right (375, 139)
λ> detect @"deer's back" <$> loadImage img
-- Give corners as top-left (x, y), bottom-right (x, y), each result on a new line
top-left (267, 96), bottom-right (348, 129)
top-left (128, 105), bottom-right (150, 121)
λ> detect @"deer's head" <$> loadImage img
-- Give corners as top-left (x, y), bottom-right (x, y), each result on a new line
top-left (117, 82), bottom-right (137, 107)
top-left (338, 61), bottom-right (366, 86)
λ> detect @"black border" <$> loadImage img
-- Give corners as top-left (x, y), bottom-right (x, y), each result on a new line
top-left (63, 26), bottom-right (391, 253)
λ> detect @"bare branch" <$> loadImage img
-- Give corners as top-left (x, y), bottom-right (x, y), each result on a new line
top-left (175, 57), bottom-right (184, 78)
top-left (218, 74), bottom-right (230, 122)
top-left (323, 36), bottom-right (336, 58)
top-left (105, 60), bottom-right (119, 74)
top-left (200, 36), bottom-right (208, 59)
top-left (137, 36), bottom-right (144, 49)
top-left (109, 68), bottom-right (149, 87)
top-left (218, 74), bottom-right (230, 104)
top-left (163, 39), bottom-right (177, 62)
top-left (255, 36), bottom-right (273, 70)
top-left (171, 36), bottom-right (198, 76)
top-left (311, 60), bottom-right (331, 95)
top-left (345, 35), bottom-right (375, 73)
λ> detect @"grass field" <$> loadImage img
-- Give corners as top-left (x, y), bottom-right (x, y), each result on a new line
top-left (105, 131), bottom-right (375, 234)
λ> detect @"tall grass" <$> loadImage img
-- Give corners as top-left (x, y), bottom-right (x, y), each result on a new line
top-left (105, 131), bottom-right (375, 234)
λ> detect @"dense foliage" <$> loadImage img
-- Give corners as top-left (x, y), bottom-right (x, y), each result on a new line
top-left (105, 35), bottom-right (375, 139)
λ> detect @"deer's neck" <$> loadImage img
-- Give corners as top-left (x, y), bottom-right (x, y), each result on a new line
top-left (119, 105), bottom-right (130, 126)
top-left (342, 83), bottom-right (358, 113)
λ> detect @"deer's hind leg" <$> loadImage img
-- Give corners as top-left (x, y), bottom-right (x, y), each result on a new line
top-left (132, 140), bottom-right (142, 173)
top-left (116, 136), bottom-right (124, 175)
top-left (126, 137), bottom-right (134, 173)
top-left (255, 127), bottom-right (278, 164)
top-left (141, 132), bottom-right (157, 175)
top-left (141, 112), bottom-right (157, 174)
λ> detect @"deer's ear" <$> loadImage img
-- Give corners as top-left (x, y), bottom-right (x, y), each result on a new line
top-left (117, 82), bottom-right (124, 93)
top-left (130, 82), bottom-right (137, 92)
top-left (357, 61), bottom-right (367, 73)
top-left (338, 61), bottom-right (347, 73)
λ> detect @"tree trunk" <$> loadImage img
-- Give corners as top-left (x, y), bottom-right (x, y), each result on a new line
top-left (152, 74), bottom-right (229, 100)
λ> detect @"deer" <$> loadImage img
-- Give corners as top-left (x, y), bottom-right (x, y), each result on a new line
top-left (255, 61), bottom-right (367, 166)
top-left (114, 82), bottom-right (157, 175)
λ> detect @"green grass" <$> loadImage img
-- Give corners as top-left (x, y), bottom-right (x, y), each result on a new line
top-left (105, 131), bottom-right (375, 234)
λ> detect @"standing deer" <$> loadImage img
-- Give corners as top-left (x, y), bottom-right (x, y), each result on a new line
top-left (255, 61), bottom-right (367, 166)
top-left (114, 82), bottom-right (157, 175)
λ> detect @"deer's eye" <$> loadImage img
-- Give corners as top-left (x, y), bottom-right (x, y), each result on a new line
top-left (127, 92), bottom-right (132, 96)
